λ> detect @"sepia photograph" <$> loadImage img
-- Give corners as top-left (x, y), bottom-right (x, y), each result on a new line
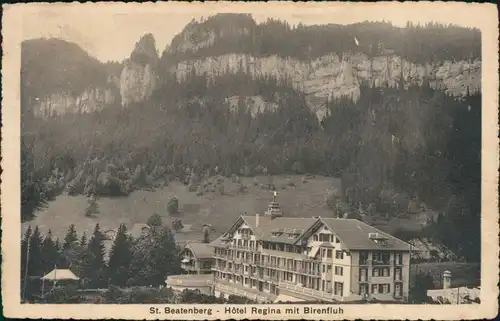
top-left (1, 2), bottom-right (498, 320)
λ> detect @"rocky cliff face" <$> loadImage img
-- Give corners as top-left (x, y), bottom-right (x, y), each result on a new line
top-left (169, 53), bottom-right (481, 119)
top-left (120, 33), bottom-right (159, 107)
top-left (33, 87), bottom-right (117, 117)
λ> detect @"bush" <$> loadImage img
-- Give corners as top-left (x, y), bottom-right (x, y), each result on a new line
top-left (167, 197), bottom-right (179, 215)
top-left (172, 219), bottom-right (184, 232)
top-left (218, 185), bottom-right (225, 195)
top-left (147, 213), bottom-right (163, 227)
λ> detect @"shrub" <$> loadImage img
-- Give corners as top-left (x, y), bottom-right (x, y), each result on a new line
top-left (172, 219), bottom-right (184, 232)
top-left (147, 213), bottom-right (163, 227)
top-left (188, 184), bottom-right (198, 192)
top-left (167, 197), bottom-right (179, 215)
top-left (218, 185), bottom-right (225, 195)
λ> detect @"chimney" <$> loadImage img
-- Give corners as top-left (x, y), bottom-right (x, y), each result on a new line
top-left (256, 213), bottom-right (260, 228)
top-left (443, 270), bottom-right (452, 289)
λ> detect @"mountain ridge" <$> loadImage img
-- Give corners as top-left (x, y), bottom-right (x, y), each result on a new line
top-left (22, 15), bottom-right (481, 118)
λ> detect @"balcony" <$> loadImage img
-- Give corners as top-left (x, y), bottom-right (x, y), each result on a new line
top-left (181, 263), bottom-right (197, 271)
top-left (278, 281), bottom-right (334, 301)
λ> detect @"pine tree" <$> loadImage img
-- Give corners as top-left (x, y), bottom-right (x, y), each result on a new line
top-left (202, 227), bottom-right (210, 244)
top-left (79, 232), bottom-right (88, 248)
top-left (63, 224), bottom-right (78, 249)
top-left (41, 229), bottom-right (60, 274)
top-left (107, 224), bottom-right (133, 286)
top-left (28, 226), bottom-right (44, 277)
top-left (87, 223), bottom-right (106, 286)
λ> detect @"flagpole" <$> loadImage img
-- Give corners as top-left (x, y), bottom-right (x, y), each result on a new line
top-left (22, 237), bottom-right (31, 302)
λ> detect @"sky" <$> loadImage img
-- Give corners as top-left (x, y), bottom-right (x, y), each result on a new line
top-left (19, 2), bottom-right (488, 62)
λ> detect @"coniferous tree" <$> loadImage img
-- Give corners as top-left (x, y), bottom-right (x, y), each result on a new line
top-left (40, 229), bottom-right (60, 274)
top-left (63, 224), bottom-right (78, 250)
top-left (87, 223), bottom-right (107, 286)
top-left (107, 224), bottom-right (133, 286)
top-left (202, 227), bottom-right (210, 244)
top-left (27, 226), bottom-right (44, 277)
top-left (79, 232), bottom-right (88, 248)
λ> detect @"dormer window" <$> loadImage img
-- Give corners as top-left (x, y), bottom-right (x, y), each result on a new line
top-left (368, 232), bottom-right (389, 246)
top-left (288, 233), bottom-right (299, 239)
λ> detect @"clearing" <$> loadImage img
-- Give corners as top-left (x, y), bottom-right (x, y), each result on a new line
top-left (22, 175), bottom-right (426, 243)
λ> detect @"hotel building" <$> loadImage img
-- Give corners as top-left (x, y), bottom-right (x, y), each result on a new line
top-left (210, 194), bottom-right (411, 303)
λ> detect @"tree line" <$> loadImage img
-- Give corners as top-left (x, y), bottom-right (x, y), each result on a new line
top-left (21, 221), bottom-right (182, 302)
top-left (166, 14), bottom-right (480, 65)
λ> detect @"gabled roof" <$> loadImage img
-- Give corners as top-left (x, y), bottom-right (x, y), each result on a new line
top-left (217, 213), bottom-right (410, 252)
top-left (185, 242), bottom-right (214, 259)
top-left (320, 218), bottom-right (410, 251)
top-left (41, 269), bottom-right (79, 281)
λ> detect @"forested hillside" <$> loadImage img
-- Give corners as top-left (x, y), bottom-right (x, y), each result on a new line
top-left (166, 14), bottom-right (480, 64)
top-left (21, 14), bottom-right (481, 262)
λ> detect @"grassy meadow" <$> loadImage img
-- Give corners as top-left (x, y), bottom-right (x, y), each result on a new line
top-left (22, 175), bottom-right (427, 243)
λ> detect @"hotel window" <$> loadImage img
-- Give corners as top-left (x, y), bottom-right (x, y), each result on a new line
top-left (382, 284), bottom-right (390, 293)
top-left (335, 250), bottom-right (344, 259)
top-left (395, 283), bottom-right (402, 297)
top-left (322, 265), bottom-right (326, 273)
top-left (335, 266), bottom-right (343, 276)
top-left (360, 284), bottom-right (368, 295)
top-left (395, 253), bottom-right (403, 265)
top-left (245, 278), bottom-right (249, 285)
top-left (371, 284), bottom-right (379, 294)
top-left (322, 249), bottom-right (326, 258)
top-left (335, 236), bottom-right (340, 243)
top-left (329, 234), bottom-right (334, 242)
top-left (395, 268), bottom-right (402, 280)
top-left (372, 268), bottom-right (380, 277)
top-left (360, 252), bottom-right (369, 265)
top-left (327, 249), bottom-right (333, 258)
top-left (313, 234), bottom-right (319, 241)
top-left (334, 282), bottom-right (344, 296)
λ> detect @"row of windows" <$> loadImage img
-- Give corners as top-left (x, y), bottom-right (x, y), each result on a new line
top-left (359, 267), bottom-right (403, 280)
top-left (319, 248), bottom-right (345, 259)
top-left (359, 283), bottom-right (393, 295)
top-left (313, 233), bottom-right (341, 243)
top-left (359, 252), bottom-right (404, 265)
top-left (320, 264), bottom-right (344, 276)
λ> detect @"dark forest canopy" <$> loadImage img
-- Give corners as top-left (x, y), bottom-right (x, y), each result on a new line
top-left (165, 15), bottom-right (480, 65)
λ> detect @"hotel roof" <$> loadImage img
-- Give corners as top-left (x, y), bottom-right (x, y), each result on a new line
top-left (224, 215), bottom-right (410, 251)
top-left (184, 241), bottom-right (214, 259)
